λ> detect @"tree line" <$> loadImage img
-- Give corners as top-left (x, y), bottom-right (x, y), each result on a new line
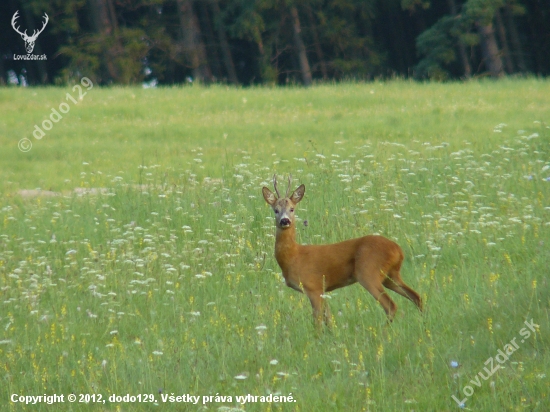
top-left (1, 0), bottom-right (549, 86)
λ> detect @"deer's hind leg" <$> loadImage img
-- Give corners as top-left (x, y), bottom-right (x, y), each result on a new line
top-left (356, 268), bottom-right (398, 321)
top-left (383, 268), bottom-right (422, 312)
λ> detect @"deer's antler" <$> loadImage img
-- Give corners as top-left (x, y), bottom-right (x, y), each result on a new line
top-left (285, 174), bottom-right (292, 198)
top-left (273, 174), bottom-right (281, 198)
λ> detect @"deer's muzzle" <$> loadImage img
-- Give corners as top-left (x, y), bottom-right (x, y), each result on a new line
top-left (279, 218), bottom-right (291, 227)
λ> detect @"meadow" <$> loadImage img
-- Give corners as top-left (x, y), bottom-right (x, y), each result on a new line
top-left (0, 79), bottom-right (548, 411)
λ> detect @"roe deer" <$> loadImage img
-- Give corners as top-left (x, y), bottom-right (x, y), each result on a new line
top-left (262, 175), bottom-right (422, 326)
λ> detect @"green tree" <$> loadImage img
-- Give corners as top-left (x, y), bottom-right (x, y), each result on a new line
top-left (58, 0), bottom-right (160, 84)
top-left (464, 0), bottom-right (504, 77)
top-left (316, 0), bottom-right (383, 78)
top-left (415, 15), bottom-right (458, 79)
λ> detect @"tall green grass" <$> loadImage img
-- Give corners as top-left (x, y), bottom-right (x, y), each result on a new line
top-left (0, 80), bottom-right (549, 411)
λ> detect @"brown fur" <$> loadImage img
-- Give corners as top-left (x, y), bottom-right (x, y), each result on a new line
top-left (263, 177), bottom-right (422, 326)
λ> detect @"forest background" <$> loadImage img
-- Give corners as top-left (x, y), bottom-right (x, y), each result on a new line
top-left (1, 0), bottom-right (549, 86)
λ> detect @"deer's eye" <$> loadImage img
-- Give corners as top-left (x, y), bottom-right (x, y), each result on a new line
top-left (275, 209), bottom-right (279, 214)
top-left (290, 208), bottom-right (294, 212)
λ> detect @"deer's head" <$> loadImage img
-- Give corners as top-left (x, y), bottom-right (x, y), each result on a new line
top-left (263, 175), bottom-right (305, 229)
top-left (12, 11), bottom-right (49, 54)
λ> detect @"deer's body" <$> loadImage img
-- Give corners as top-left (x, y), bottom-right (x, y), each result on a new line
top-left (263, 176), bottom-right (422, 325)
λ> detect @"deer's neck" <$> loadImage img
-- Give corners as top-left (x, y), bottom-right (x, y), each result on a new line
top-left (275, 225), bottom-right (298, 271)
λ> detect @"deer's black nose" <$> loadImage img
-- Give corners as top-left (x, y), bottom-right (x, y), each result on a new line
top-left (280, 218), bottom-right (291, 227)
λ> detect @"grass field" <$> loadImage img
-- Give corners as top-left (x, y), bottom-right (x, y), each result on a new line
top-left (0, 80), bottom-right (549, 411)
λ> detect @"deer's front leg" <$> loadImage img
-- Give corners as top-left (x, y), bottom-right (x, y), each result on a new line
top-left (306, 290), bottom-right (332, 328)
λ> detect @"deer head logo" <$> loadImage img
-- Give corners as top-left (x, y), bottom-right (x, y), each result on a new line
top-left (11, 11), bottom-right (49, 54)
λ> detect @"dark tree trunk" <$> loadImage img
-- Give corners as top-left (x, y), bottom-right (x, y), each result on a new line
top-left (525, 3), bottom-right (545, 74)
top-left (88, 0), bottom-right (121, 81)
top-left (477, 22), bottom-right (503, 78)
top-left (176, 0), bottom-right (213, 83)
top-left (256, 26), bottom-right (265, 57)
top-left (210, 0), bottom-right (238, 84)
top-left (89, 0), bottom-right (111, 35)
top-left (447, 0), bottom-right (471, 78)
top-left (305, 6), bottom-right (328, 80)
top-left (380, 2), bottom-right (412, 75)
top-left (197, 1), bottom-right (222, 80)
top-left (290, 6), bottom-right (312, 86)
top-left (255, 23), bottom-right (273, 84)
top-left (504, 4), bottom-right (527, 73)
top-left (494, 9), bottom-right (514, 73)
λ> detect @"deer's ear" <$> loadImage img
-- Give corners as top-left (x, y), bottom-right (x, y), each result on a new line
top-left (262, 187), bottom-right (277, 205)
top-left (291, 184), bottom-right (305, 204)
